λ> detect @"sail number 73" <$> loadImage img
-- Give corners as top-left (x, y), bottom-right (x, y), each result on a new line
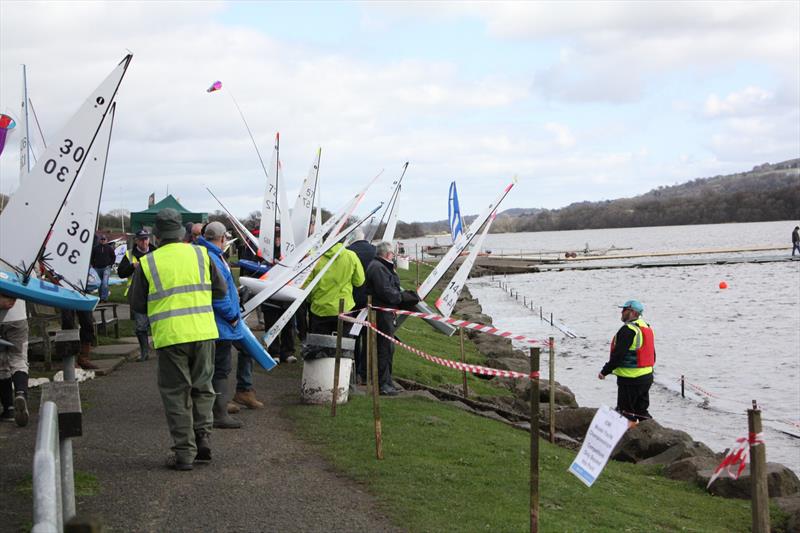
top-left (42, 138), bottom-right (86, 182)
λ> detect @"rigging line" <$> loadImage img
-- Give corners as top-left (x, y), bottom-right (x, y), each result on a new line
top-left (205, 187), bottom-right (258, 257)
top-left (373, 161), bottom-right (408, 234)
top-left (28, 98), bottom-right (48, 150)
top-left (226, 91), bottom-right (271, 189)
top-left (309, 148), bottom-right (322, 235)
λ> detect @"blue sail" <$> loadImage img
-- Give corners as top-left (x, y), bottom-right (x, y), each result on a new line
top-left (448, 181), bottom-right (464, 243)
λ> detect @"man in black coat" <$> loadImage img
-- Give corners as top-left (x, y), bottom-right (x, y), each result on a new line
top-left (365, 241), bottom-right (419, 395)
top-left (90, 233), bottom-right (116, 302)
top-left (347, 229), bottom-right (376, 383)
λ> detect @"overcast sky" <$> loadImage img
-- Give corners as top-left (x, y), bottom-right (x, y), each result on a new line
top-left (1, 1), bottom-right (798, 222)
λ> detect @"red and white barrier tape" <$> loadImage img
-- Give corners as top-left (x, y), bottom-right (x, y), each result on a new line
top-left (369, 305), bottom-right (552, 347)
top-left (707, 432), bottom-right (764, 488)
top-left (338, 313), bottom-right (540, 380)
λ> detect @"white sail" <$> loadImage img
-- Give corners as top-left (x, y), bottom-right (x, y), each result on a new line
top-left (382, 183), bottom-right (400, 244)
top-left (44, 104), bottom-right (116, 290)
top-left (241, 204), bottom-right (381, 316)
top-left (0, 55), bottom-right (132, 276)
top-left (365, 162), bottom-right (407, 242)
top-left (435, 214), bottom-right (495, 318)
top-left (291, 148), bottom-right (321, 247)
top-left (417, 179), bottom-right (515, 298)
top-left (263, 244), bottom-right (345, 347)
top-left (258, 133), bottom-right (279, 263)
top-left (277, 159), bottom-right (295, 260)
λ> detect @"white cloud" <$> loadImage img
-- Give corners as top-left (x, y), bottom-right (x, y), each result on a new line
top-left (704, 87), bottom-right (774, 117)
top-left (544, 122), bottom-right (576, 148)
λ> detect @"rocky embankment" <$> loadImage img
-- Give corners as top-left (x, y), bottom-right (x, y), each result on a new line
top-left (451, 287), bottom-right (800, 529)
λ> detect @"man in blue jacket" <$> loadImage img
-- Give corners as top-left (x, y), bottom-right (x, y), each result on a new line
top-left (198, 222), bottom-right (244, 429)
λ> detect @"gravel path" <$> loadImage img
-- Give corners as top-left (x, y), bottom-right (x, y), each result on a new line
top-left (1, 355), bottom-right (404, 533)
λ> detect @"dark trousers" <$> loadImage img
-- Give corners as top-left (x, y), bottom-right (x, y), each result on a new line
top-left (61, 309), bottom-right (96, 344)
top-left (375, 311), bottom-right (395, 388)
top-left (354, 330), bottom-right (367, 380)
top-left (616, 373), bottom-right (653, 421)
top-left (309, 312), bottom-right (339, 336)
top-left (213, 339), bottom-right (244, 381)
top-left (261, 304), bottom-right (295, 362)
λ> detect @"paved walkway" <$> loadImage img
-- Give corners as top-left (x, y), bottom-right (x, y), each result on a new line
top-left (1, 354), bottom-right (403, 532)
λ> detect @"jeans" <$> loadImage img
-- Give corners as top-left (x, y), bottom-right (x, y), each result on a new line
top-left (236, 350), bottom-right (254, 392)
top-left (95, 266), bottom-right (112, 301)
top-left (133, 311), bottom-right (150, 335)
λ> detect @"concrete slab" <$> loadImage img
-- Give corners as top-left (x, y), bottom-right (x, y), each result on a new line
top-left (91, 356), bottom-right (126, 377)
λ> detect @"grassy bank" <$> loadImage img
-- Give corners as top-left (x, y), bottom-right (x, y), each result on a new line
top-left (289, 394), bottom-right (786, 532)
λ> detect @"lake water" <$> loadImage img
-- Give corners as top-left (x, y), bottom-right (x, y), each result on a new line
top-left (409, 221), bottom-right (800, 473)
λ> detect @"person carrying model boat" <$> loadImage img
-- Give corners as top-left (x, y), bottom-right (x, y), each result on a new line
top-left (365, 241), bottom-right (420, 396)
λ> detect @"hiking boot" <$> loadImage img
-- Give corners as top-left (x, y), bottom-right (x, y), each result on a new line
top-left (195, 431), bottom-right (211, 463)
top-left (136, 332), bottom-right (150, 362)
top-left (227, 402), bottom-right (241, 414)
top-left (165, 454), bottom-right (193, 471)
top-left (77, 342), bottom-right (98, 370)
top-left (233, 389), bottom-right (264, 409)
top-left (212, 379), bottom-right (243, 429)
top-left (281, 355), bottom-right (298, 364)
top-left (13, 393), bottom-right (29, 427)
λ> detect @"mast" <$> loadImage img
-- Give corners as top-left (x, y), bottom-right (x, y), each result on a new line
top-left (20, 64), bottom-right (32, 178)
top-left (274, 132), bottom-right (280, 259)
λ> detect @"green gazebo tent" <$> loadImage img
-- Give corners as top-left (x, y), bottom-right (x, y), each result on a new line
top-left (129, 194), bottom-right (207, 232)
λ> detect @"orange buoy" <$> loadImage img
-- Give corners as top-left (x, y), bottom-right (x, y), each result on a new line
top-left (719, 281), bottom-right (728, 289)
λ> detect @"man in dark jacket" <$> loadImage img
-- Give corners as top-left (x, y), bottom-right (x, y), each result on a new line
top-left (118, 229), bottom-right (157, 361)
top-left (365, 241), bottom-right (419, 395)
top-left (792, 226), bottom-right (799, 256)
top-left (347, 229), bottom-right (376, 382)
top-left (90, 233), bottom-right (116, 302)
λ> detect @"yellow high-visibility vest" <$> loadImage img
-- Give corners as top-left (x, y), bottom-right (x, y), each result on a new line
top-left (123, 250), bottom-right (139, 297)
top-left (139, 243), bottom-right (218, 349)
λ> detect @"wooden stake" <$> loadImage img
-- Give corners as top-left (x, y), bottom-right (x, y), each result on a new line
top-left (530, 347), bottom-right (540, 533)
top-left (680, 375), bottom-right (685, 398)
top-left (748, 400), bottom-right (769, 533)
top-left (368, 304), bottom-right (384, 460)
top-left (459, 327), bottom-right (468, 398)
top-left (548, 337), bottom-right (555, 443)
top-left (415, 243), bottom-right (420, 286)
top-left (331, 298), bottom-right (345, 417)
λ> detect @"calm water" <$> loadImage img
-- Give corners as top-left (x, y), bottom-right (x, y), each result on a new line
top-left (416, 221), bottom-right (800, 473)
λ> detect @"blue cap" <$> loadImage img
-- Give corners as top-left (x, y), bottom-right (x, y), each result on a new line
top-left (619, 300), bottom-right (644, 313)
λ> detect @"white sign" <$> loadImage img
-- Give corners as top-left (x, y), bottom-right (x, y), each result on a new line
top-left (568, 405), bottom-right (629, 487)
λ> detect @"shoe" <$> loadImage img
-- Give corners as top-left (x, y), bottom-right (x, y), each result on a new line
top-left (1, 408), bottom-right (14, 422)
top-left (281, 355), bottom-right (298, 364)
top-left (13, 394), bottom-right (29, 427)
top-left (212, 379), bottom-right (243, 429)
top-left (195, 431), bottom-right (211, 463)
top-left (227, 402), bottom-right (241, 414)
top-left (233, 389), bottom-right (264, 409)
top-left (391, 380), bottom-right (405, 391)
top-left (76, 356), bottom-right (99, 370)
top-left (165, 455), bottom-right (193, 471)
top-left (379, 385), bottom-right (399, 397)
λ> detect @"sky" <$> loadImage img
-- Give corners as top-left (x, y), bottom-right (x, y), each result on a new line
top-left (0, 1), bottom-right (798, 222)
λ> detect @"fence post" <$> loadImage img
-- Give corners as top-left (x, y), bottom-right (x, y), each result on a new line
top-left (530, 347), bottom-right (540, 533)
top-left (681, 375), bottom-right (685, 398)
top-left (415, 244), bottom-right (420, 286)
top-left (548, 337), bottom-right (555, 443)
top-left (368, 303), bottom-right (384, 460)
top-left (459, 328), bottom-right (468, 398)
top-left (749, 400), bottom-right (770, 533)
top-left (331, 299), bottom-right (345, 416)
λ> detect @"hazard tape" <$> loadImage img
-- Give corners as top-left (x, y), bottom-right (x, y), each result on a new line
top-left (707, 432), bottom-right (764, 488)
top-left (369, 305), bottom-right (552, 347)
top-left (338, 313), bottom-right (540, 380)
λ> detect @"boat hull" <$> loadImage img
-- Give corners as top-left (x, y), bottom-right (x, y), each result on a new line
top-left (236, 321), bottom-right (277, 371)
top-left (0, 270), bottom-right (98, 312)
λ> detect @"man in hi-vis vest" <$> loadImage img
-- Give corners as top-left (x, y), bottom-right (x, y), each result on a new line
top-left (598, 299), bottom-right (656, 422)
top-left (130, 209), bottom-right (227, 471)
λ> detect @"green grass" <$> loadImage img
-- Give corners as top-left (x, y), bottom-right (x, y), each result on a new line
top-left (16, 470), bottom-right (100, 498)
top-left (289, 395), bottom-right (787, 533)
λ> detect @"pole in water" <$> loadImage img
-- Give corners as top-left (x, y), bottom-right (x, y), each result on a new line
top-left (681, 375), bottom-right (685, 398)
top-left (550, 312), bottom-right (553, 326)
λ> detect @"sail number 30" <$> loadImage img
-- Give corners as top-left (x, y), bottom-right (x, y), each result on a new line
top-left (43, 138), bottom-right (86, 182)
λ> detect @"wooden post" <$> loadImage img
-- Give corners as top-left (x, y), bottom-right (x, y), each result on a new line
top-left (550, 312), bottom-right (553, 326)
top-left (540, 306), bottom-right (543, 321)
top-left (366, 297), bottom-right (373, 389)
top-left (459, 328), bottom-right (468, 398)
top-left (530, 347), bottom-right (540, 533)
top-left (369, 304), bottom-right (384, 460)
top-left (749, 400), bottom-right (769, 533)
top-left (331, 299), bottom-right (345, 417)
top-left (680, 375), bottom-right (685, 398)
top-left (415, 244), bottom-right (420, 286)
top-left (548, 337), bottom-right (555, 443)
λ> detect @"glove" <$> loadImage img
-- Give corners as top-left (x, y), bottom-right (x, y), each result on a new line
top-left (400, 290), bottom-right (421, 305)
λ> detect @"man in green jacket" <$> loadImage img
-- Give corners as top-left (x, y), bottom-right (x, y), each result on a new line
top-left (306, 242), bottom-right (365, 335)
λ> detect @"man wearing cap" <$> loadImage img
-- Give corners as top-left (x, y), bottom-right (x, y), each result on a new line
top-left (598, 299), bottom-right (656, 422)
top-left (197, 221), bottom-right (247, 429)
top-left (90, 233), bottom-right (116, 302)
top-left (118, 229), bottom-right (157, 362)
top-left (129, 208), bottom-right (227, 471)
